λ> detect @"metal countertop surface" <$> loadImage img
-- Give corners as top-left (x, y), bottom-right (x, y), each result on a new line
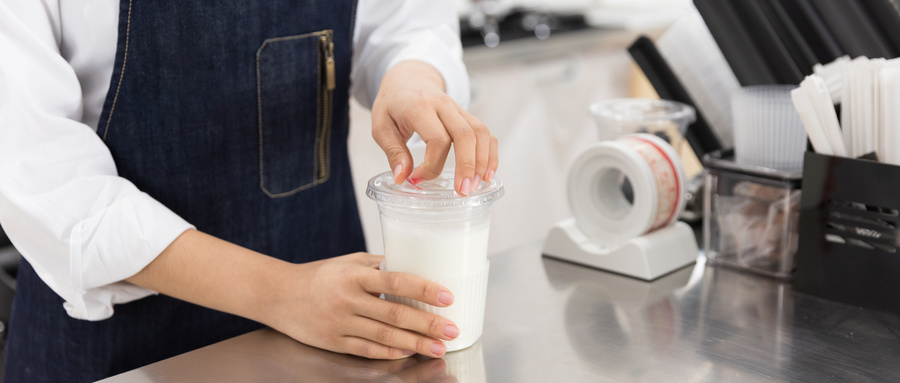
top-left (101, 242), bottom-right (900, 382)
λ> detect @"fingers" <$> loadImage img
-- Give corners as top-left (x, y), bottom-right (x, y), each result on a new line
top-left (356, 296), bottom-right (459, 343)
top-left (372, 109), bottom-right (414, 184)
top-left (373, 84), bottom-right (497, 195)
top-left (486, 135), bottom-right (499, 182)
top-left (407, 104), bottom-right (497, 196)
top-left (372, 60), bottom-right (498, 195)
top-left (456, 106), bottom-right (492, 184)
top-left (347, 316), bottom-right (449, 358)
top-left (434, 104), bottom-right (477, 195)
top-left (342, 336), bottom-right (418, 360)
top-left (362, 270), bottom-right (454, 307)
top-left (345, 261), bottom-right (458, 359)
top-left (357, 253), bottom-right (385, 269)
top-left (407, 112), bottom-right (452, 186)
top-left (280, 253), bottom-right (466, 362)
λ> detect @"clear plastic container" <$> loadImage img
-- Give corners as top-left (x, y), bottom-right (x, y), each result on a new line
top-left (703, 150), bottom-right (802, 279)
top-left (367, 170), bottom-right (504, 351)
top-left (732, 85), bottom-right (808, 172)
top-left (589, 98), bottom-right (696, 147)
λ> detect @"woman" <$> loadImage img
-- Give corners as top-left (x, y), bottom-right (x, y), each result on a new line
top-left (0, 0), bottom-right (498, 381)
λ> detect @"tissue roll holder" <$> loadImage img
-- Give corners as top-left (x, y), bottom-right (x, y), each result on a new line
top-left (543, 219), bottom-right (698, 280)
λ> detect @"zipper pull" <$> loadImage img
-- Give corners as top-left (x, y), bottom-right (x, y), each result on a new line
top-left (324, 38), bottom-right (336, 91)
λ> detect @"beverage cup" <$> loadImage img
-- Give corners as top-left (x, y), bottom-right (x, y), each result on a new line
top-left (590, 98), bottom-right (696, 149)
top-left (732, 85), bottom-right (807, 172)
top-left (367, 169), bottom-right (504, 351)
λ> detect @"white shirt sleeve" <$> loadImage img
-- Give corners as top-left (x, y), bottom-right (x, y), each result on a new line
top-left (351, 0), bottom-right (470, 109)
top-left (0, 1), bottom-right (194, 321)
top-left (0, 0), bottom-right (467, 321)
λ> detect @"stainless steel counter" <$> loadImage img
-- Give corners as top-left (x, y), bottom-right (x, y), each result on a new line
top-left (101, 242), bottom-right (900, 382)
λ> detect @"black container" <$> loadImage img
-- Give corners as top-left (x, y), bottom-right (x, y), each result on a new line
top-left (795, 152), bottom-right (900, 315)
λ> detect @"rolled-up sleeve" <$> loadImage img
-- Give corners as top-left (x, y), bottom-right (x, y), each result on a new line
top-left (351, 0), bottom-right (470, 109)
top-left (0, 2), bottom-right (194, 320)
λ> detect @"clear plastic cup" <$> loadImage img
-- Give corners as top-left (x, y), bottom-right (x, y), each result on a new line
top-left (589, 99), bottom-right (696, 149)
top-left (732, 85), bottom-right (807, 172)
top-left (366, 169), bottom-right (504, 352)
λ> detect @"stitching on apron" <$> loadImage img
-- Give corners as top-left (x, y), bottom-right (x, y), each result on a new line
top-left (256, 30), bottom-right (331, 198)
top-left (102, 0), bottom-right (133, 141)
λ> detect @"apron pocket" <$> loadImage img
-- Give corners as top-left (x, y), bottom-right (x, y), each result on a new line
top-left (257, 30), bottom-right (334, 198)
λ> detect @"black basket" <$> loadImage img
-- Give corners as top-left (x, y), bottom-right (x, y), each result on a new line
top-left (795, 152), bottom-right (900, 314)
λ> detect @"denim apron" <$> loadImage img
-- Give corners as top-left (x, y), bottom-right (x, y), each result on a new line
top-left (4, 0), bottom-right (364, 381)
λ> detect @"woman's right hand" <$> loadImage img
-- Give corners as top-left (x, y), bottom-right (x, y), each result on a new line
top-left (265, 252), bottom-right (459, 359)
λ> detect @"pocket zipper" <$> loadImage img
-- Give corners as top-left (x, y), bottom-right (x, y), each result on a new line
top-left (322, 35), bottom-right (336, 91)
top-left (317, 33), bottom-right (335, 181)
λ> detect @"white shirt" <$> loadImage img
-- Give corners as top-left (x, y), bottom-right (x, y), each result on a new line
top-left (0, 0), bottom-right (469, 321)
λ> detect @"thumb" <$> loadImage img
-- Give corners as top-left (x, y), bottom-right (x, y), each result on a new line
top-left (384, 142), bottom-right (413, 184)
top-left (372, 114), bottom-right (414, 184)
top-left (381, 140), bottom-right (413, 184)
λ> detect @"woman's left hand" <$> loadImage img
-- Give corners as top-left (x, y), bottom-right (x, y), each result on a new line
top-left (371, 60), bottom-right (498, 196)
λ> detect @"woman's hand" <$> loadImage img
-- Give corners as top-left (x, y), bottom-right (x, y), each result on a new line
top-left (127, 230), bottom-right (458, 360)
top-left (371, 60), bottom-right (498, 196)
top-left (267, 252), bottom-right (459, 359)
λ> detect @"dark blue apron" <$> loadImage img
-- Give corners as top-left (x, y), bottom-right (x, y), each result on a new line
top-left (4, 1), bottom-right (364, 381)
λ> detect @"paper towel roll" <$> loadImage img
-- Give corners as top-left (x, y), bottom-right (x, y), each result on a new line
top-left (567, 134), bottom-right (687, 246)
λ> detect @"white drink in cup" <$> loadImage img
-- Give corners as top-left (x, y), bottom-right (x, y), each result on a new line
top-left (367, 169), bottom-right (504, 352)
top-left (381, 220), bottom-right (490, 280)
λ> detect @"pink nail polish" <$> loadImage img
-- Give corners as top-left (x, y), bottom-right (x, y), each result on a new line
top-left (402, 349), bottom-right (416, 356)
top-left (393, 164), bottom-right (403, 183)
top-left (438, 290), bottom-right (453, 305)
top-left (430, 342), bottom-right (446, 357)
top-left (486, 169), bottom-right (495, 182)
top-left (473, 175), bottom-right (482, 189)
top-left (443, 325), bottom-right (459, 339)
top-left (459, 178), bottom-right (471, 196)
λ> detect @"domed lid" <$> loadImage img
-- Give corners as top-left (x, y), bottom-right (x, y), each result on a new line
top-left (367, 169), bottom-right (504, 209)
top-left (590, 98), bottom-right (696, 131)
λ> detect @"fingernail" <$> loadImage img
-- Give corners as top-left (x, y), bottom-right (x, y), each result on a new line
top-left (430, 342), bottom-right (446, 357)
top-left (410, 176), bottom-right (423, 185)
top-left (393, 164), bottom-right (403, 183)
top-left (459, 178), bottom-right (471, 196)
top-left (438, 290), bottom-right (453, 305)
top-left (486, 169), bottom-right (495, 182)
top-left (403, 349), bottom-right (416, 356)
top-left (473, 175), bottom-right (482, 189)
top-left (443, 325), bottom-right (459, 339)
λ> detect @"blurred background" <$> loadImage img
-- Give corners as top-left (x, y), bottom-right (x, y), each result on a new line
top-left (0, 1), bottom-right (697, 372)
top-left (349, 0), bottom-right (698, 256)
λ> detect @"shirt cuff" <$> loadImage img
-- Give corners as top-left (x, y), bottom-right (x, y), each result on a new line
top-left (64, 192), bottom-right (194, 320)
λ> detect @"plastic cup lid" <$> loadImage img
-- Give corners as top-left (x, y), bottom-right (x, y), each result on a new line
top-left (367, 169), bottom-right (504, 209)
top-left (590, 98), bottom-right (696, 131)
